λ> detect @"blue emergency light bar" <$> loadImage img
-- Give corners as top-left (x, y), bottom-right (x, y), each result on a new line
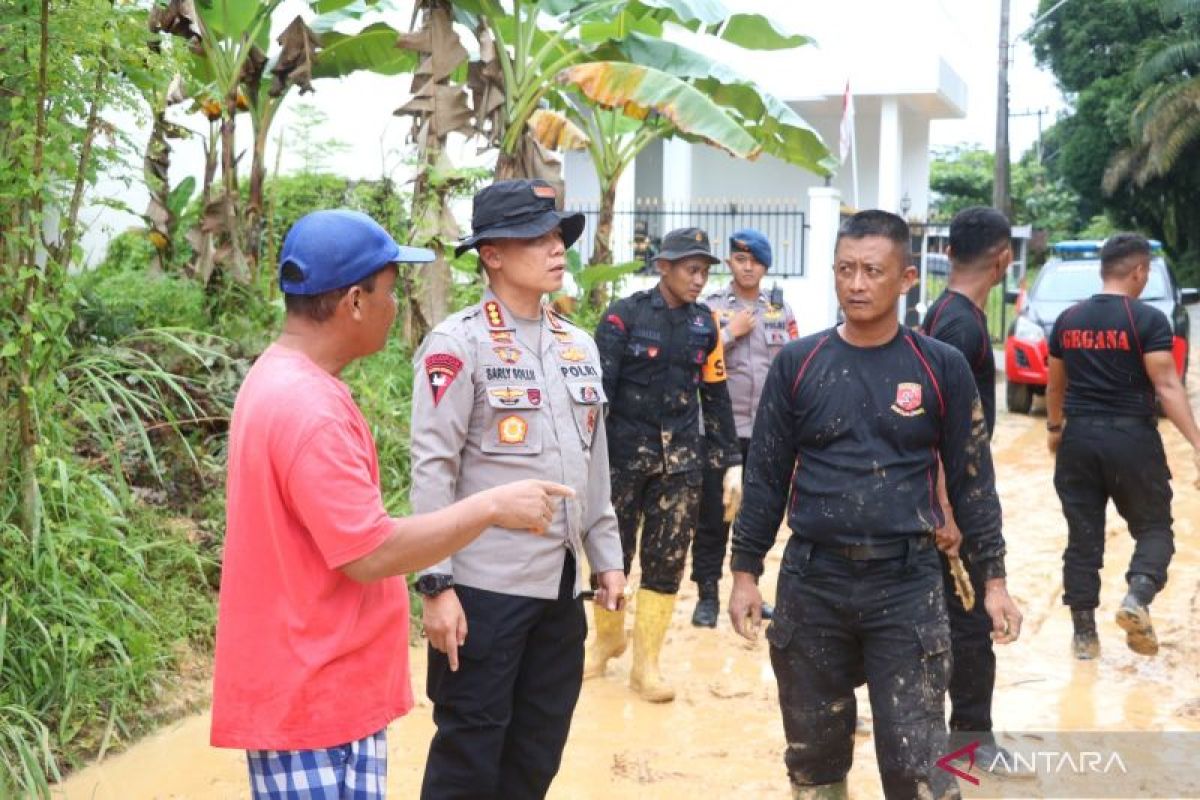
top-left (1051, 239), bottom-right (1163, 260)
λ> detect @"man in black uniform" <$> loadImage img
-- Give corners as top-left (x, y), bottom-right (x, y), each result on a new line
top-left (920, 206), bottom-right (1013, 764)
top-left (1047, 233), bottom-right (1200, 659)
top-left (587, 227), bottom-right (741, 702)
top-left (729, 210), bottom-right (1022, 799)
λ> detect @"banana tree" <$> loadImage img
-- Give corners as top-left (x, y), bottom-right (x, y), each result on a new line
top-left (554, 62), bottom-right (760, 270)
top-left (395, 0), bottom-right (473, 336)
top-left (450, 0), bottom-right (813, 184)
top-left (150, 0), bottom-right (415, 284)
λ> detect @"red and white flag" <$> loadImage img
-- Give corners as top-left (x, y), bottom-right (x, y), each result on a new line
top-left (839, 81), bottom-right (855, 165)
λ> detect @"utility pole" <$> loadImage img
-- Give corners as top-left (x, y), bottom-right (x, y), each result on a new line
top-left (993, 0), bottom-right (1011, 218)
top-left (1012, 107), bottom-right (1049, 163)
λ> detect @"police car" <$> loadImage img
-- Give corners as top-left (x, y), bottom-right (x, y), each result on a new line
top-left (1003, 240), bottom-right (1198, 413)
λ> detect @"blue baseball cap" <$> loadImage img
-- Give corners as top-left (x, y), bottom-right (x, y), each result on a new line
top-left (279, 209), bottom-right (434, 295)
top-left (729, 228), bottom-right (772, 269)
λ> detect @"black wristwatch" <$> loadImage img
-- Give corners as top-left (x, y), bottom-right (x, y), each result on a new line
top-left (415, 573), bottom-right (454, 598)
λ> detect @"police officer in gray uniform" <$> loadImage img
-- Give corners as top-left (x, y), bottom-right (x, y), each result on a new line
top-left (690, 228), bottom-right (798, 627)
top-left (410, 179), bottom-right (625, 800)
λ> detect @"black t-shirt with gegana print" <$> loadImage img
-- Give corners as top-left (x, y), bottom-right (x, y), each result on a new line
top-left (1048, 294), bottom-right (1173, 418)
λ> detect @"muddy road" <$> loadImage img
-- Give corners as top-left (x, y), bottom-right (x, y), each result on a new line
top-left (57, 361), bottom-right (1200, 799)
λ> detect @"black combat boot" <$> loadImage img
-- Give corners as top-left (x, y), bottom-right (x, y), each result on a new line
top-left (1071, 607), bottom-right (1099, 660)
top-left (691, 580), bottom-right (719, 628)
top-left (1116, 574), bottom-right (1159, 656)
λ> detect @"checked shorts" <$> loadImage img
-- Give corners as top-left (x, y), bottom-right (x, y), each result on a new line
top-left (246, 728), bottom-right (387, 799)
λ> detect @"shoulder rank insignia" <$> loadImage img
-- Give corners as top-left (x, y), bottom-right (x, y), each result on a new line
top-left (484, 300), bottom-right (507, 329)
top-left (498, 415), bottom-right (528, 444)
top-left (493, 346), bottom-right (521, 365)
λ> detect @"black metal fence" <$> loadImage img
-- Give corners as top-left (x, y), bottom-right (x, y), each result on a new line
top-left (566, 198), bottom-right (808, 276)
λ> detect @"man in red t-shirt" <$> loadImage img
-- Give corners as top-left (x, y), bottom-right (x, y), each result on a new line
top-left (211, 209), bottom-right (573, 798)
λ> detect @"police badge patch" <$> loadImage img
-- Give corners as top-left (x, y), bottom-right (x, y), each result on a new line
top-left (891, 382), bottom-right (925, 416)
top-left (498, 415), bottom-right (528, 444)
top-left (425, 353), bottom-right (464, 407)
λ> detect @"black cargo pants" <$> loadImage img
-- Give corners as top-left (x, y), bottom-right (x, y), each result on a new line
top-left (1053, 416), bottom-right (1174, 610)
top-left (421, 554), bottom-right (585, 800)
top-left (690, 437), bottom-right (750, 585)
top-left (766, 537), bottom-right (959, 800)
top-left (941, 551), bottom-right (996, 739)
top-left (610, 465), bottom-right (702, 594)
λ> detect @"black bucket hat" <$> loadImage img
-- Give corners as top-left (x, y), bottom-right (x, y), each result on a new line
top-left (455, 179), bottom-right (585, 257)
top-left (655, 227), bottom-right (721, 264)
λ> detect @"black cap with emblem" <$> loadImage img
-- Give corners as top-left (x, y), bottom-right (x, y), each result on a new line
top-left (455, 179), bottom-right (585, 256)
top-left (654, 227), bottom-right (721, 265)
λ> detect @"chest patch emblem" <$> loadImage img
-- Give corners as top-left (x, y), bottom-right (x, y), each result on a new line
top-left (892, 382), bottom-right (925, 417)
top-left (490, 387), bottom-right (525, 406)
top-left (559, 346), bottom-right (587, 362)
top-left (498, 415), bottom-right (528, 444)
top-left (425, 353), bottom-right (464, 407)
top-left (553, 330), bottom-right (573, 344)
top-left (493, 346), bottom-right (521, 365)
top-left (489, 330), bottom-right (514, 344)
top-left (527, 388), bottom-right (542, 405)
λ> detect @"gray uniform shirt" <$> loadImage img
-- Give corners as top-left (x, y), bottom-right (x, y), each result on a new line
top-left (705, 285), bottom-right (798, 438)
top-left (410, 291), bottom-right (623, 599)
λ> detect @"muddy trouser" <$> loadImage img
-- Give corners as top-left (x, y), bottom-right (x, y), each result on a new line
top-left (1054, 416), bottom-right (1174, 610)
top-left (421, 554), bottom-right (585, 800)
top-left (690, 437), bottom-right (751, 585)
top-left (610, 465), bottom-right (702, 594)
top-left (766, 537), bottom-right (959, 800)
top-left (940, 550), bottom-right (996, 743)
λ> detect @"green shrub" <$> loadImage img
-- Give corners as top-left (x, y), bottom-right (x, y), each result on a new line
top-left (74, 264), bottom-right (208, 343)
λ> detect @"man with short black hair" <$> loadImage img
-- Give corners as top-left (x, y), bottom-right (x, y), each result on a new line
top-left (1047, 232), bottom-right (1200, 660)
top-left (730, 210), bottom-right (1022, 799)
top-left (921, 206), bottom-right (1013, 764)
top-left (211, 209), bottom-right (571, 799)
top-left (588, 227), bottom-right (741, 702)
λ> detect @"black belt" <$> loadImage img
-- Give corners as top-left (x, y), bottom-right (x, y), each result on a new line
top-left (1068, 415), bottom-right (1155, 429)
top-left (813, 536), bottom-right (933, 561)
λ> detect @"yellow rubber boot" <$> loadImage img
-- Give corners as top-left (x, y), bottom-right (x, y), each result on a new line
top-left (583, 605), bottom-right (627, 679)
top-left (630, 588), bottom-right (677, 703)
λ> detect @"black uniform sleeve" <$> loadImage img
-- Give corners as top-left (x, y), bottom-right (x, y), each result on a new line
top-left (729, 349), bottom-right (796, 577)
top-left (938, 348), bottom-right (1007, 579)
top-left (1137, 304), bottom-right (1173, 353)
top-left (699, 311), bottom-right (741, 468)
top-left (594, 301), bottom-right (628, 409)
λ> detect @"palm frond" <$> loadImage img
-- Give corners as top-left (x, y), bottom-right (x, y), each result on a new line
top-left (1137, 39), bottom-right (1200, 86)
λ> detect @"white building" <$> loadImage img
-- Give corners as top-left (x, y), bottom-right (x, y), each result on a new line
top-left (562, 0), bottom-right (972, 335)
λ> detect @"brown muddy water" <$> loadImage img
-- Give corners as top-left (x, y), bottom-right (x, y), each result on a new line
top-left (56, 380), bottom-right (1200, 799)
